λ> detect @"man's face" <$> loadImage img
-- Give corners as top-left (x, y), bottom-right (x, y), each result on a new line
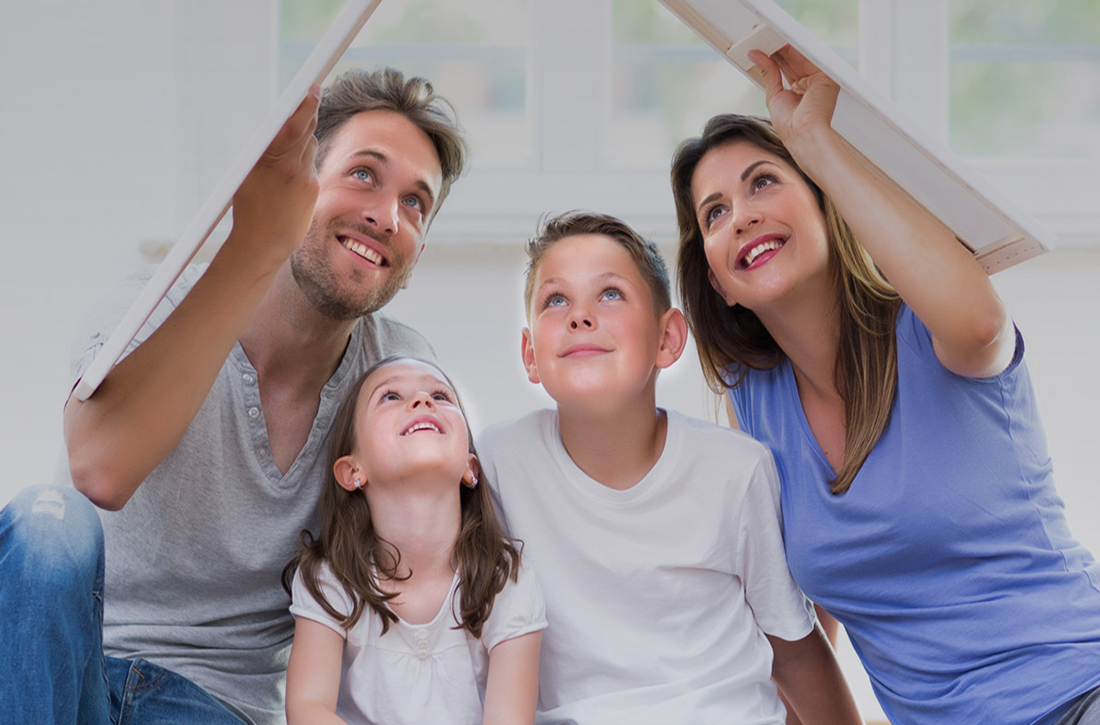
top-left (291, 109), bottom-right (444, 320)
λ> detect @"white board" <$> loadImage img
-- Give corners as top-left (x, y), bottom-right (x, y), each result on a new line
top-left (660, 0), bottom-right (1056, 275)
top-left (73, 0), bottom-right (385, 401)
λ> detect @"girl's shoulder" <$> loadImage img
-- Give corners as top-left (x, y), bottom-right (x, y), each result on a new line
top-left (477, 556), bottom-right (547, 651)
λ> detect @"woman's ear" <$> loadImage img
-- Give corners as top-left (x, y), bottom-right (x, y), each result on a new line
top-left (334, 455), bottom-right (364, 492)
top-left (462, 454), bottom-right (480, 489)
top-left (708, 269), bottom-right (736, 307)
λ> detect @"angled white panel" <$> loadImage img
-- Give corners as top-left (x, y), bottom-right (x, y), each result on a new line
top-left (73, 0), bottom-right (385, 401)
top-left (661, 0), bottom-right (1055, 275)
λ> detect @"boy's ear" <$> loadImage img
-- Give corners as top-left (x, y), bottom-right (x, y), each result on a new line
top-left (333, 455), bottom-right (364, 492)
top-left (521, 327), bottom-right (541, 385)
top-left (655, 308), bottom-right (689, 370)
top-left (462, 454), bottom-right (480, 489)
top-left (708, 269), bottom-right (736, 307)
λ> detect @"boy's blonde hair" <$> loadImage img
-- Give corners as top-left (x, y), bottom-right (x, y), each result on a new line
top-left (524, 211), bottom-right (672, 317)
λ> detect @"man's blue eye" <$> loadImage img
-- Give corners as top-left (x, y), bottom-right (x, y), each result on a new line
top-left (353, 169), bottom-right (372, 182)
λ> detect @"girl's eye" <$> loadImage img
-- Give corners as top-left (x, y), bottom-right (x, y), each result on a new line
top-left (380, 391), bottom-right (400, 402)
top-left (600, 288), bottom-right (624, 301)
top-left (431, 390), bottom-right (453, 403)
top-left (543, 293), bottom-right (566, 309)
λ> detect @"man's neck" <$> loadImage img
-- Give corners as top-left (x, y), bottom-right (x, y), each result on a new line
top-left (556, 388), bottom-right (668, 491)
top-left (238, 264), bottom-right (361, 394)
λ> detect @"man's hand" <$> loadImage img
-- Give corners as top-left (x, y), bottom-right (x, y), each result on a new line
top-left (229, 85), bottom-right (322, 270)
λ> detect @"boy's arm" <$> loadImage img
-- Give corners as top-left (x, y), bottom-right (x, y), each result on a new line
top-left (285, 617), bottom-right (349, 725)
top-left (482, 631), bottom-right (542, 725)
top-left (64, 89), bottom-right (320, 511)
top-left (767, 626), bottom-right (863, 725)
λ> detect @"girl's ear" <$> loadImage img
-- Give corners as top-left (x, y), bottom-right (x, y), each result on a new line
top-left (334, 455), bottom-right (364, 492)
top-left (462, 454), bottom-right (480, 489)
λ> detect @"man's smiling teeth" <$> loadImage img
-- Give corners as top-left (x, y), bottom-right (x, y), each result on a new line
top-left (402, 421), bottom-right (441, 436)
top-left (742, 239), bottom-right (784, 268)
top-left (342, 238), bottom-right (384, 265)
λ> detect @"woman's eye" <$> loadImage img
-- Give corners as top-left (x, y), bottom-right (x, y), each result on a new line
top-left (752, 173), bottom-right (778, 192)
top-left (705, 205), bottom-right (726, 227)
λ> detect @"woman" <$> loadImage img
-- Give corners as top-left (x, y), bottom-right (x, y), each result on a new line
top-left (671, 46), bottom-right (1100, 725)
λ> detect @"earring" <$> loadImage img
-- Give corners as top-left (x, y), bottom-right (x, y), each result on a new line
top-left (353, 478), bottom-right (362, 490)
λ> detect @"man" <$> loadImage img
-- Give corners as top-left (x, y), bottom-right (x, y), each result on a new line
top-left (0, 68), bottom-right (467, 724)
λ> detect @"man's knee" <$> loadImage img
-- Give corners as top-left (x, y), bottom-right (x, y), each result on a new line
top-left (0, 486), bottom-right (104, 595)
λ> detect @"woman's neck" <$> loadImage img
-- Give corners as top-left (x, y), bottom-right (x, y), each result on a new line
top-left (755, 276), bottom-right (842, 400)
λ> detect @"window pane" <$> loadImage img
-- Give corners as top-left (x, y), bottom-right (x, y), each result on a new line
top-left (607, 0), bottom-right (857, 169)
top-left (949, 0), bottom-right (1100, 159)
top-left (279, 0), bottom-right (533, 168)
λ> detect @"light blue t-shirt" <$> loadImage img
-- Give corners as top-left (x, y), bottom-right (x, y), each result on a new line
top-left (729, 304), bottom-right (1100, 725)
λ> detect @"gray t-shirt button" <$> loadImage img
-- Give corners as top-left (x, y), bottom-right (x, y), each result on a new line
top-left (248, 407), bottom-right (260, 419)
top-left (257, 446), bottom-right (269, 458)
top-left (242, 373), bottom-right (255, 385)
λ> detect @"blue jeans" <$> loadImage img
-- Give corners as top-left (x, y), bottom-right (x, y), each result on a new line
top-left (0, 486), bottom-right (246, 724)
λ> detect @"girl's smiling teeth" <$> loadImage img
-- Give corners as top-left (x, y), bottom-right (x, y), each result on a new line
top-left (341, 237), bottom-right (385, 266)
top-left (402, 420), bottom-right (441, 436)
top-left (740, 238), bottom-right (786, 268)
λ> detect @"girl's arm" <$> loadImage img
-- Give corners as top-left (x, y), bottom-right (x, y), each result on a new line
top-left (767, 625), bottom-right (863, 725)
top-left (750, 47), bottom-right (1016, 380)
top-left (482, 631), bottom-right (543, 725)
top-left (286, 617), bottom-right (349, 725)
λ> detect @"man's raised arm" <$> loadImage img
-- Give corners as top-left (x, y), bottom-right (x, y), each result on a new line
top-left (65, 88), bottom-right (322, 511)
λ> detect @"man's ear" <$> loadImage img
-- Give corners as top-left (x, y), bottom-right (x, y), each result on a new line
top-left (521, 327), bottom-right (541, 385)
top-left (708, 269), bottom-right (736, 307)
top-left (655, 308), bottom-right (689, 370)
top-left (462, 454), bottom-right (480, 489)
top-left (401, 244), bottom-right (427, 290)
top-left (333, 455), bottom-right (364, 492)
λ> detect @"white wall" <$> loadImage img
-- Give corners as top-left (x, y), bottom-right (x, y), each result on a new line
top-left (2, 2), bottom-right (1099, 721)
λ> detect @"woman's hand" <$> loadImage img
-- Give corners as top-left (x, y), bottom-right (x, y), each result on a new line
top-left (749, 46), bottom-right (840, 159)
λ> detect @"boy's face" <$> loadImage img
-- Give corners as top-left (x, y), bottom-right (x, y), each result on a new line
top-left (522, 234), bottom-right (671, 413)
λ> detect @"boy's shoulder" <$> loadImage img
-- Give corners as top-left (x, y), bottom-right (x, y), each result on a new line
top-left (477, 408), bottom-right (557, 451)
top-left (664, 408), bottom-right (771, 462)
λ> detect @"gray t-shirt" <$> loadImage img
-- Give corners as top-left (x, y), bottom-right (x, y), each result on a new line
top-left (57, 265), bottom-right (434, 725)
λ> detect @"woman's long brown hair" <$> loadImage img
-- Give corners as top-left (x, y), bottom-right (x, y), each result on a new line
top-left (671, 115), bottom-right (900, 494)
top-left (284, 356), bottom-right (520, 637)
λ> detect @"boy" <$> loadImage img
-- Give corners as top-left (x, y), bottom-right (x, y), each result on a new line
top-left (476, 211), bottom-right (861, 725)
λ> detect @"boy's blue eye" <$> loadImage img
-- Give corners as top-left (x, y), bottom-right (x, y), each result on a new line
top-left (543, 293), bottom-right (566, 308)
top-left (601, 288), bottom-right (624, 301)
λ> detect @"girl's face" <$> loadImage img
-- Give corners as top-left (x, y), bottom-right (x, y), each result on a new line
top-left (690, 139), bottom-right (830, 313)
top-left (340, 359), bottom-right (476, 491)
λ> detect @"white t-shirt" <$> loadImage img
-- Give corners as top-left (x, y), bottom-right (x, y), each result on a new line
top-left (290, 559), bottom-right (546, 725)
top-left (477, 408), bottom-right (814, 725)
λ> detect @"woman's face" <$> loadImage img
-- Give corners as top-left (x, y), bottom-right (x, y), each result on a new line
top-left (690, 139), bottom-right (830, 313)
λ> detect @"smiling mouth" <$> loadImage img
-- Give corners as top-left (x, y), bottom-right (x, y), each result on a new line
top-left (341, 237), bottom-right (386, 266)
top-left (402, 421), bottom-right (441, 435)
top-left (739, 237), bottom-right (787, 269)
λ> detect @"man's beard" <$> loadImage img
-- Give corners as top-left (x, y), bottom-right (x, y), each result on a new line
top-left (290, 218), bottom-right (413, 321)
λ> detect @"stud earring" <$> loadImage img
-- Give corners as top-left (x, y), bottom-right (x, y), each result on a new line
top-left (353, 478), bottom-right (362, 490)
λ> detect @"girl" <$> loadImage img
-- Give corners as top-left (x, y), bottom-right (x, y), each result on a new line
top-left (671, 47), bottom-right (1100, 725)
top-left (284, 356), bottom-right (545, 725)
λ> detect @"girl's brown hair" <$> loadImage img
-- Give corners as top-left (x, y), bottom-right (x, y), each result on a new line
top-left (284, 356), bottom-right (520, 637)
top-left (671, 114), bottom-right (900, 494)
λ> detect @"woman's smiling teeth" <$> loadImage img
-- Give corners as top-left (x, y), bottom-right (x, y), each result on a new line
top-left (402, 421), bottom-right (441, 436)
top-left (342, 238), bottom-right (384, 266)
top-left (741, 239), bottom-right (785, 268)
